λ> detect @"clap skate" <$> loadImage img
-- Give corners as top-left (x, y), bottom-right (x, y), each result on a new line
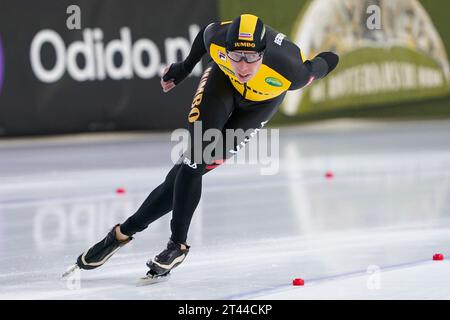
top-left (137, 240), bottom-right (190, 286)
top-left (62, 224), bottom-right (132, 279)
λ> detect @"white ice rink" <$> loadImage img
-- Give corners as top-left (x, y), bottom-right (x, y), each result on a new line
top-left (1, 119), bottom-right (450, 300)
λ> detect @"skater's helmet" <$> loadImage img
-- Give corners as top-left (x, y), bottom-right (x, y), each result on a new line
top-left (225, 14), bottom-right (266, 52)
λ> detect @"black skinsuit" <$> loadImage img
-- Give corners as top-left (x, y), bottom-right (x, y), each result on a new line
top-left (120, 21), bottom-right (338, 244)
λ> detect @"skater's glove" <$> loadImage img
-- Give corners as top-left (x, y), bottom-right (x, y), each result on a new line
top-left (162, 62), bottom-right (190, 85)
top-left (317, 52), bottom-right (339, 75)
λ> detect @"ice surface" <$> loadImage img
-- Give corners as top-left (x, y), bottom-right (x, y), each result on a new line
top-left (1, 119), bottom-right (449, 299)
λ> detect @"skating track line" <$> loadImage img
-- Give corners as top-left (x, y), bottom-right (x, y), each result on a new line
top-left (221, 258), bottom-right (441, 299)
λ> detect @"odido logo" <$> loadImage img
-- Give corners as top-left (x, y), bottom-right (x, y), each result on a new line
top-left (0, 34), bottom-right (4, 95)
top-left (29, 26), bottom-right (202, 83)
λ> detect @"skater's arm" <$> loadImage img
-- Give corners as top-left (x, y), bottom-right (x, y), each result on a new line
top-left (161, 25), bottom-right (209, 92)
top-left (183, 25), bottom-right (210, 73)
top-left (289, 51), bottom-right (339, 90)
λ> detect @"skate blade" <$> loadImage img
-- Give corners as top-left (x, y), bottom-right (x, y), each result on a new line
top-left (61, 264), bottom-right (80, 279)
top-left (136, 272), bottom-right (171, 287)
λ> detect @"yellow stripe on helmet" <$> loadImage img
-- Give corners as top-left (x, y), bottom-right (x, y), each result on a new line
top-left (238, 14), bottom-right (258, 41)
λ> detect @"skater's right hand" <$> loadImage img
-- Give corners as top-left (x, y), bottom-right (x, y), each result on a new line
top-left (160, 65), bottom-right (176, 93)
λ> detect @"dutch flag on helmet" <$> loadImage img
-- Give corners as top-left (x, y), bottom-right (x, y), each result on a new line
top-left (238, 32), bottom-right (252, 39)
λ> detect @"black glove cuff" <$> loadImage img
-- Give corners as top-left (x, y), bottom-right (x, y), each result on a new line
top-left (162, 62), bottom-right (190, 85)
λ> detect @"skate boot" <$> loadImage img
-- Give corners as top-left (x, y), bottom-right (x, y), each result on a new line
top-left (137, 240), bottom-right (190, 286)
top-left (147, 240), bottom-right (190, 275)
top-left (76, 224), bottom-right (132, 270)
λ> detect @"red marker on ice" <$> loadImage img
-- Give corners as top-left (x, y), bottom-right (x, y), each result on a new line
top-left (116, 187), bottom-right (126, 195)
top-left (292, 278), bottom-right (305, 286)
top-left (433, 253), bottom-right (444, 261)
top-left (325, 171), bottom-right (334, 180)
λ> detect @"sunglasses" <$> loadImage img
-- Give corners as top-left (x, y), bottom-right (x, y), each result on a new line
top-left (226, 50), bottom-right (264, 63)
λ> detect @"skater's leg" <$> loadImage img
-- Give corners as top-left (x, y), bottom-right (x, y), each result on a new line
top-left (118, 153), bottom-right (225, 239)
top-left (169, 162), bottom-right (206, 244)
top-left (72, 163), bottom-right (182, 271)
top-left (119, 163), bottom-right (182, 236)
